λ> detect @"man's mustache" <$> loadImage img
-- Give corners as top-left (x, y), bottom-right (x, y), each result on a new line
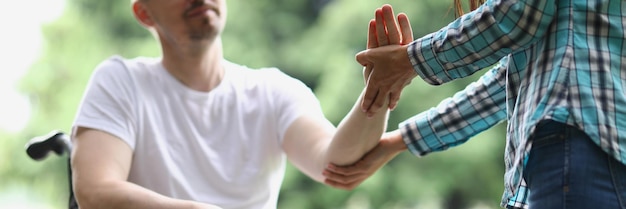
top-left (184, 0), bottom-right (217, 17)
top-left (189, 0), bottom-right (204, 9)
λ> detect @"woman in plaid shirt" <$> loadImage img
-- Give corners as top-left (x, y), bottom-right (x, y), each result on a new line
top-left (324, 1), bottom-right (626, 208)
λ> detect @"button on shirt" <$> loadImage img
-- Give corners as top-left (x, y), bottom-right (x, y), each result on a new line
top-left (398, 0), bottom-right (626, 207)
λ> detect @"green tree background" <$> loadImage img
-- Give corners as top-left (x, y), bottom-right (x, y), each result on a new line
top-left (2, 0), bottom-right (507, 208)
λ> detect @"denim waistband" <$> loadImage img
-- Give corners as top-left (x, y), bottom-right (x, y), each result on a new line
top-left (535, 119), bottom-right (570, 133)
top-left (531, 120), bottom-right (579, 149)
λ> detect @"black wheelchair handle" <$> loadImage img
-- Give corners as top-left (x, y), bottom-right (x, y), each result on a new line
top-left (25, 130), bottom-right (72, 161)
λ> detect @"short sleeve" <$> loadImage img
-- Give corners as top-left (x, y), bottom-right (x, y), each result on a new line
top-left (72, 56), bottom-right (137, 149)
top-left (266, 69), bottom-right (324, 142)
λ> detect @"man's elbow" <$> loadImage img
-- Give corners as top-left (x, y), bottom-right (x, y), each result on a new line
top-left (73, 181), bottom-right (117, 209)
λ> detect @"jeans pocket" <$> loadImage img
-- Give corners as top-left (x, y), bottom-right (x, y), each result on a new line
top-left (609, 157), bottom-right (626, 209)
top-left (524, 133), bottom-right (565, 189)
top-left (530, 133), bottom-right (564, 150)
top-left (530, 120), bottom-right (567, 149)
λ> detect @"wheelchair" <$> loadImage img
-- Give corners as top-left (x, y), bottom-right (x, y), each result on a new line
top-left (25, 130), bottom-right (79, 209)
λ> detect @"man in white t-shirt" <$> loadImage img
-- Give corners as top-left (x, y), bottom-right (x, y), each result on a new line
top-left (70, 0), bottom-right (412, 209)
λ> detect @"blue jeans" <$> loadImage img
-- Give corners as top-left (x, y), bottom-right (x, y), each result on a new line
top-left (520, 120), bottom-right (626, 209)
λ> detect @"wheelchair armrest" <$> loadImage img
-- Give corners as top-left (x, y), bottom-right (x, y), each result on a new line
top-left (25, 130), bottom-right (72, 161)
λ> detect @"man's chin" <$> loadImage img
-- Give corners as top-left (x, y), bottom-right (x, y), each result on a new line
top-left (188, 31), bottom-right (219, 42)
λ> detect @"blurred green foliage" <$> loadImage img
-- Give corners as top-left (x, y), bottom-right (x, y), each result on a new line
top-left (3, 0), bottom-right (507, 208)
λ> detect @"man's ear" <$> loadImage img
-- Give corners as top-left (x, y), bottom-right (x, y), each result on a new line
top-left (132, 1), bottom-right (154, 27)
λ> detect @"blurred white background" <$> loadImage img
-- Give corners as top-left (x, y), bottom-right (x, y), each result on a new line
top-left (0, 0), bottom-right (65, 208)
top-left (0, 0), bottom-right (65, 133)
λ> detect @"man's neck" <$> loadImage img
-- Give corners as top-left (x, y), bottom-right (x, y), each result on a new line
top-left (160, 39), bottom-right (225, 92)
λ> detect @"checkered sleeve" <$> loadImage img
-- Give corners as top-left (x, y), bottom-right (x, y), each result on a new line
top-left (408, 0), bottom-right (556, 85)
top-left (400, 57), bottom-right (509, 156)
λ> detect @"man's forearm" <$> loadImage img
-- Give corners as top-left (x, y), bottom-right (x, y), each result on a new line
top-left (74, 181), bottom-right (221, 209)
top-left (325, 89), bottom-right (389, 166)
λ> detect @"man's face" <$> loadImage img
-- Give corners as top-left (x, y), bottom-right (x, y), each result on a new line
top-left (137, 0), bottom-right (227, 43)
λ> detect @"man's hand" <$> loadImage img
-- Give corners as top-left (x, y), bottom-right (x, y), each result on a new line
top-left (358, 4), bottom-right (416, 117)
top-left (322, 130), bottom-right (406, 190)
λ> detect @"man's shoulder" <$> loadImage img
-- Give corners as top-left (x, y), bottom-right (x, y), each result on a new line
top-left (86, 55), bottom-right (160, 89)
top-left (224, 60), bottom-right (280, 74)
top-left (224, 60), bottom-right (297, 83)
top-left (102, 55), bottom-right (158, 70)
top-left (93, 55), bottom-right (159, 76)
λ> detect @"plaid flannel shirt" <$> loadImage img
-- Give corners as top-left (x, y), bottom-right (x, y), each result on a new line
top-left (399, 0), bottom-right (626, 207)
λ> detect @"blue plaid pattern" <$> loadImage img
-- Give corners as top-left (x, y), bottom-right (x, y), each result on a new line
top-left (399, 0), bottom-right (626, 207)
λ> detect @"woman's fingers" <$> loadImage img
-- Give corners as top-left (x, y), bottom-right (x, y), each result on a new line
top-left (375, 8), bottom-right (388, 46)
top-left (382, 4), bottom-right (401, 45)
top-left (397, 13), bottom-right (414, 44)
top-left (367, 19), bottom-right (378, 49)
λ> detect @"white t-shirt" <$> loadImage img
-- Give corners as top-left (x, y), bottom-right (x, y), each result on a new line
top-left (72, 56), bottom-right (324, 209)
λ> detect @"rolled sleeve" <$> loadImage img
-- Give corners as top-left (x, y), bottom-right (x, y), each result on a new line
top-left (407, 0), bottom-right (556, 85)
top-left (408, 33), bottom-right (454, 85)
top-left (399, 58), bottom-right (509, 157)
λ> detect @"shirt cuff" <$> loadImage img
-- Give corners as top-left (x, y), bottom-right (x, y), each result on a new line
top-left (407, 32), bottom-right (453, 85)
top-left (399, 110), bottom-right (441, 157)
